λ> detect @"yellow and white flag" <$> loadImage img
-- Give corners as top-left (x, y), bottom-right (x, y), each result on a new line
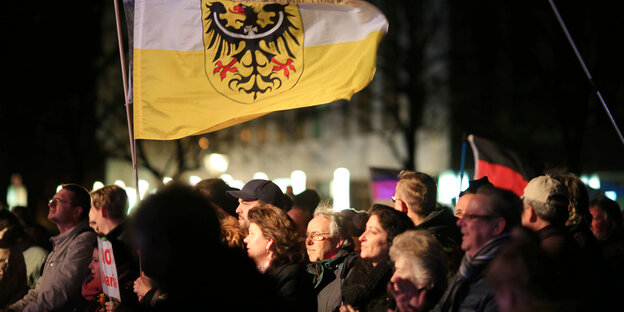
top-left (133, 0), bottom-right (388, 140)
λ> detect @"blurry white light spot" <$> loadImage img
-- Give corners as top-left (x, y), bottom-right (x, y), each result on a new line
top-left (253, 172), bottom-right (269, 180)
top-left (56, 185), bottom-right (63, 193)
top-left (273, 178), bottom-right (291, 193)
top-left (163, 177), bottom-right (172, 184)
top-left (605, 191), bottom-right (617, 201)
top-left (580, 175), bottom-right (589, 185)
top-left (138, 179), bottom-right (149, 200)
top-left (114, 180), bottom-right (126, 189)
top-left (229, 180), bottom-right (245, 190)
top-left (220, 174), bottom-right (233, 184)
top-left (333, 168), bottom-right (350, 211)
top-left (438, 171), bottom-right (458, 206)
top-left (189, 176), bottom-right (201, 185)
top-left (207, 153), bottom-right (229, 172)
top-left (459, 173), bottom-right (470, 193)
top-left (92, 181), bottom-right (104, 191)
top-left (290, 170), bottom-right (306, 195)
top-left (126, 187), bottom-right (137, 215)
top-left (588, 174), bottom-right (600, 189)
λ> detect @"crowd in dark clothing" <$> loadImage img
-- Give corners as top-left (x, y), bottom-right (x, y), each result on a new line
top-left (0, 170), bottom-right (623, 312)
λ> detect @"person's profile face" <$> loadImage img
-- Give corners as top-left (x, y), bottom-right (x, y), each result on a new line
top-left (390, 256), bottom-right (417, 286)
top-left (590, 205), bottom-right (608, 240)
top-left (457, 194), bottom-right (501, 257)
top-left (359, 215), bottom-right (389, 264)
top-left (88, 248), bottom-right (101, 280)
top-left (235, 199), bottom-right (259, 229)
top-left (244, 222), bottom-right (270, 266)
top-left (305, 216), bottom-right (340, 262)
top-left (455, 194), bottom-right (474, 218)
top-left (88, 206), bottom-right (104, 235)
top-left (48, 188), bottom-right (77, 225)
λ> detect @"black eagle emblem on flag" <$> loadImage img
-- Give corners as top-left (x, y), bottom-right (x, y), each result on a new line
top-left (201, 1), bottom-right (304, 103)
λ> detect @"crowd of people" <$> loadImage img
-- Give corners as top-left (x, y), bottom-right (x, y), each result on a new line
top-left (0, 170), bottom-right (622, 311)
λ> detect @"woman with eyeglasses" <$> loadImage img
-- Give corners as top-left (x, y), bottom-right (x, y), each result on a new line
top-left (340, 204), bottom-right (415, 312)
top-left (244, 203), bottom-right (316, 311)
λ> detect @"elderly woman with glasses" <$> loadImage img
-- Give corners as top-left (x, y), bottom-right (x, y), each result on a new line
top-left (244, 203), bottom-right (316, 311)
top-left (340, 204), bottom-right (415, 312)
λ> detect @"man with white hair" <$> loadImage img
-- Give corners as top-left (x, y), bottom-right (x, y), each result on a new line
top-left (306, 205), bottom-right (357, 312)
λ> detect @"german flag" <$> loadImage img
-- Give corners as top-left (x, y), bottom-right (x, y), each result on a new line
top-left (467, 134), bottom-right (535, 196)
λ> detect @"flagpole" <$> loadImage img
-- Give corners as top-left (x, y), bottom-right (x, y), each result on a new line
top-left (548, 0), bottom-right (624, 147)
top-left (112, 0), bottom-right (140, 202)
top-left (458, 136), bottom-right (467, 197)
top-left (113, 0), bottom-right (143, 275)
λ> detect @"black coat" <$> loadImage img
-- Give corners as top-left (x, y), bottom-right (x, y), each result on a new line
top-left (341, 257), bottom-right (395, 312)
top-left (266, 263), bottom-right (317, 312)
top-left (416, 205), bottom-right (464, 273)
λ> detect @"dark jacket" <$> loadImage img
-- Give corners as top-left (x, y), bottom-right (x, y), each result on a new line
top-left (416, 205), bottom-right (463, 273)
top-left (266, 263), bottom-right (316, 312)
top-left (104, 222), bottom-right (141, 312)
top-left (536, 225), bottom-right (592, 304)
top-left (341, 257), bottom-right (394, 312)
top-left (307, 250), bottom-right (359, 312)
top-left (437, 273), bottom-right (497, 312)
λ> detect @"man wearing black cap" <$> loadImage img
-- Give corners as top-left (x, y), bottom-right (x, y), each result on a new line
top-left (226, 179), bottom-right (285, 229)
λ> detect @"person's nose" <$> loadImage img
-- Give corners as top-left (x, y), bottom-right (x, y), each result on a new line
top-left (390, 271), bottom-right (399, 284)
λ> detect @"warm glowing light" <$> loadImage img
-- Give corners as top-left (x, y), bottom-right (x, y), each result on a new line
top-left (253, 172), bottom-right (269, 180)
top-left (163, 177), bottom-right (172, 184)
top-left (332, 168), bottom-right (350, 211)
top-left (189, 176), bottom-right (201, 185)
top-left (92, 181), bottom-right (104, 191)
top-left (138, 179), bottom-right (149, 200)
top-left (126, 187), bottom-right (137, 215)
top-left (437, 171), bottom-right (458, 206)
top-left (291, 170), bottom-right (306, 195)
top-left (273, 178), bottom-right (291, 193)
top-left (208, 153), bottom-right (228, 172)
top-left (114, 180), bottom-right (126, 189)
top-left (198, 137), bottom-right (210, 150)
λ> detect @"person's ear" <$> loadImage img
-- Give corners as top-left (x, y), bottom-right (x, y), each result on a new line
top-left (401, 201), bottom-right (408, 214)
top-left (74, 206), bottom-right (83, 219)
top-left (100, 207), bottom-right (108, 218)
top-left (336, 236), bottom-right (344, 249)
top-left (528, 205), bottom-right (538, 223)
top-left (493, 218), bottom-right (506, 236)
top-left (265, 238), bottom-right (274, 253)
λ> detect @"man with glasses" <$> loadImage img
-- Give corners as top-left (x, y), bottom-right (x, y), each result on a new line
top-left (437, 187), bottom-right (522, 312)
top-left (4, 184), bottom-right (96, 312)
top-left (305, 205), bottom-right (357, 312)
